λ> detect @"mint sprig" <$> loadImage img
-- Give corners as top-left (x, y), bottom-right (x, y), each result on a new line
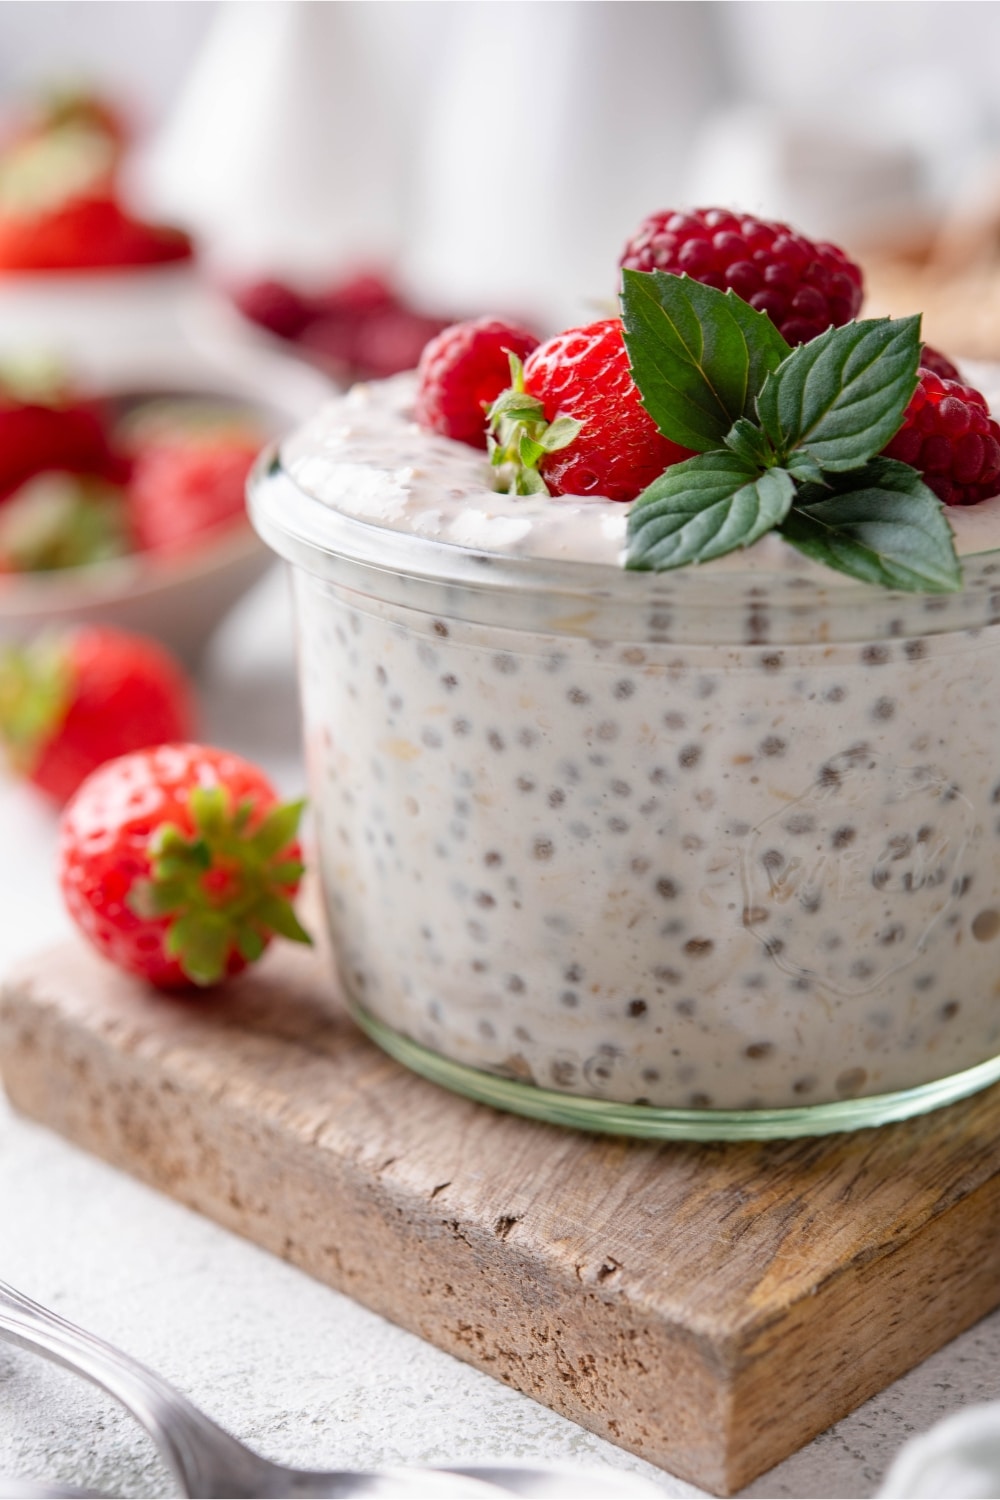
top-left (780, 458), bottom-right (962, 593)
top-left (626, 453), bottom-right (794, 570)
top-left (621, 272), bottom-right (961, 592)
top-left (486, 352), bottom-right (582, 496)
top-left (755, 316), bottom-right (922, 471)
top-left (621, 268), bottom-right (791, 452)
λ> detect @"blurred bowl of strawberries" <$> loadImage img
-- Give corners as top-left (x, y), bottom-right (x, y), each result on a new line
top-left (0, 86), bottom-right (205, 363)
top-left (0, 355), bottom-right (331, 663)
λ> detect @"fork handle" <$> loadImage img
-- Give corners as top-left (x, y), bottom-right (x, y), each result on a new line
top-left (0, 1279), bottom-right (273, 1497)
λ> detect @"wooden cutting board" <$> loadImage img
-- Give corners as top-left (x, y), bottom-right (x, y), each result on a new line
top-left (4, 933), bottom-right (1000, 1496)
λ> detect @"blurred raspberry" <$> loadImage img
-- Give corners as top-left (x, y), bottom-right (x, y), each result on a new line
top-left (352, 306), bottom-right (453, 380)
top-left (233, 265), bottom-right (468, 383)
top-left (234, 279), bottom-right (313, 341)
top-left (314, 270), bottom-right (398, 319)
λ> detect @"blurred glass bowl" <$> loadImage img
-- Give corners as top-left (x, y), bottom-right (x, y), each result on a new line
top-left (0, 520), bottom-right (269, 665)
top-left (0, 345), bottom-right (333, 663)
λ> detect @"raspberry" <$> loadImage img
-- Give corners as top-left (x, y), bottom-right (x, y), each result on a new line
top-left (620, 207), bottom-right (863, 346)
top-left (523, 318), bottom-right (693, 502)
top-left (234, 279), bottom-right (313, 341)
top-left (415, 317), bottom-right (540, 448)
top-left (882, 368), bottom-right (1000, 506)
top-left (918, 344), bottom-right (961, 382)
top-left (315, 270), bottom-right (398, 319)
top-left (352, 306), bottom-right (452, 381)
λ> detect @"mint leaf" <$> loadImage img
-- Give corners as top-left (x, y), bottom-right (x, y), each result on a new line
top-left (784, 450), bottom-right (827, 486)
top-left (756, 316), bottom-right (921, 471)
top-left (723, 418), bottom-right (776, 467)
top-left (621, 270), bottom-right (791, 453)
top-left (779, 458), bottom-right (961, 593)
top-left (625, 452), bottom-right (795, 571)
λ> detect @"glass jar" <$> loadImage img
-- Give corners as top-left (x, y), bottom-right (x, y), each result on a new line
top-left (250, 449), bottom-right (1000, 1140)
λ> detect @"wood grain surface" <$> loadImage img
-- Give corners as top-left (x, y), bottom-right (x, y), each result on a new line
top-left (4, 934), bottom-right (1000, 1494)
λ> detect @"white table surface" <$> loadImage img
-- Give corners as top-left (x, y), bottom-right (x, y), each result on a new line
top-left (2, 566), bottom-right (999, 1500)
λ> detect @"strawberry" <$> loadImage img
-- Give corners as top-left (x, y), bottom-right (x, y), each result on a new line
top-left (0, 390), bottom-right (127, 504)
top-left (0, 626), bottom-right (195, 804)
top-left (58, 743), bottom-right (310, 988)
top-left (21, 88), bottom-right (130, 157)
top-left (0, 196), bottom-right (192, 272)
top-left (488, 318), bottom-right (693, 502)
top-left (127, 431), bottom-right (261, 554)
top-left (0, 87), bottom-right (191, 273)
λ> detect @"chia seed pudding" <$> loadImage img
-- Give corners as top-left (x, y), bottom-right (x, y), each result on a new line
top-left (250, 372), bottom-right (1000, 1133)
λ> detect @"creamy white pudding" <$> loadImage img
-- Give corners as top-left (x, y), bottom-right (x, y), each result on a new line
top-left (254, 373), bottom-right (1000, 1130)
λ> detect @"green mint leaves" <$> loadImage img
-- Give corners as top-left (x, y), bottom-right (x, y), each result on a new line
top-left (486, 352), bottom-right (582, 496)
top-left (780, 459), bottom-right (962, 593)
top-left (622, 270), bottom-right (791, 452)
top-left (626, 454), bottom-right (794, 570)
top-left (754, 317), bottom-right (922, 470)
top-left (621, 271), bottom-right (961, 592)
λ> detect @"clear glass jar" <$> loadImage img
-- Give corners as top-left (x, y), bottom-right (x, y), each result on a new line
top-left (250, 449), bottom-right (1000, 1139)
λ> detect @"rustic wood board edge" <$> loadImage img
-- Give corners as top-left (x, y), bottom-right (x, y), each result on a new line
top-left (4, 941), bottom-right (1000, 1494)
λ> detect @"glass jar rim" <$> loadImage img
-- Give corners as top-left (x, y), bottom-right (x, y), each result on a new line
top-left (249, 445), bottom-right (1000, 647)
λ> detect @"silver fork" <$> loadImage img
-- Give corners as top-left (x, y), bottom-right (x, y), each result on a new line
top-left (0, 1280), bottom-right (656, 1498)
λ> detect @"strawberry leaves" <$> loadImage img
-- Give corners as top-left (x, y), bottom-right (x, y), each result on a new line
top-left (622, 272), bottom-right (960, 591)
top-left (486, 352), bottom-right (582, 496)
top-left (0, 636), bottom-right (71, 773)
top-left (128, 783), bottom-right (310, 986)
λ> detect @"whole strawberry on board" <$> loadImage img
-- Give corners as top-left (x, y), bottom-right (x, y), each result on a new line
top-left (59, 743), bottom-right (310, 989)
top-left (0, 626), bottom-right (195, 804)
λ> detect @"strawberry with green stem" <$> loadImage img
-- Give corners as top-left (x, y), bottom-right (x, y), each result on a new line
top-left (0, 359), bottom-right (128, 505)
top-left (59, 743), bottom-right (311, 988)
top-left (0, 626), bottom-right (194, 803)
top-left (487, 319), bottom-right (694, 502)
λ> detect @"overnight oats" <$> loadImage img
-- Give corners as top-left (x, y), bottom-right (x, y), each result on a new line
top-left (250, 208), bottom-right (1000, 1138)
